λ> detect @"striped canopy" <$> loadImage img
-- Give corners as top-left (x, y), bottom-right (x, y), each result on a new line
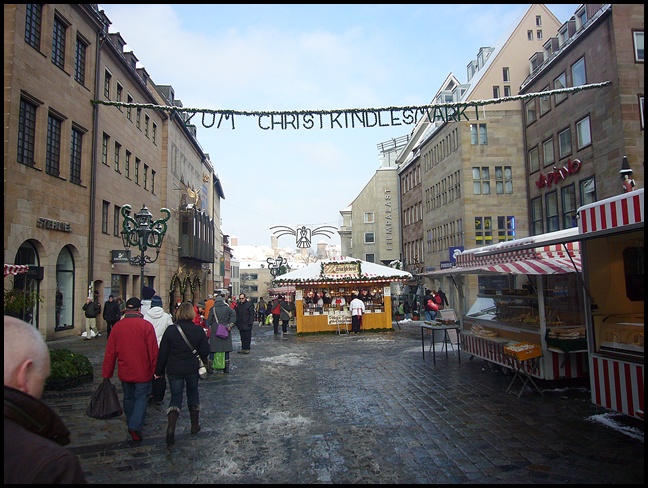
top-left (4, 264), bottom-right (29, 277)
top-left (425, 228), bottom-right (581, 276)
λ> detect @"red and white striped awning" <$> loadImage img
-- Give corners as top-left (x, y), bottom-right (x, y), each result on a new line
top-left (448, 228), bottom-right (581, 275)
top-left (4, 264), bottom-right (29, 277)
top-left (578, 188), bottom-right (644, 235)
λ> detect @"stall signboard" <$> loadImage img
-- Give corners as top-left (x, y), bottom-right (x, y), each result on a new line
top-left (322, 262), bottom-right (361, 279)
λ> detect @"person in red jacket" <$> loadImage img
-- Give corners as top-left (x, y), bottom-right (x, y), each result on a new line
top-left (102, 297), bottom-right (158, 443)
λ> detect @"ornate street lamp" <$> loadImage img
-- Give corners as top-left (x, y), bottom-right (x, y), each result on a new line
top-left (121, 204), bottom-right (171, 297)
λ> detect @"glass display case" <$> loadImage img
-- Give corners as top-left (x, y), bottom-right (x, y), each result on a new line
top-left (596, 313), bottom-right (644, 359)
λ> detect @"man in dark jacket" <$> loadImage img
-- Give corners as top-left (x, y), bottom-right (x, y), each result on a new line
top-left (102, 294), bottom-right (122, 338)
top-left (4, 316), bottom-right (87, 483)
top-left (102, 297), bottom-right (158, 443)
top-left (82, 296), bottom-right (101, 340)
top-left (235, 293), bottom-right (255, 354)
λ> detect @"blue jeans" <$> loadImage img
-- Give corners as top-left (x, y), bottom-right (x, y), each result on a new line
top-left (167, 373), bottom-right (200, 411)
top-left (121, 381), bottom-right (152, 434)
top-left (424, 310), bottom-right (437, 321)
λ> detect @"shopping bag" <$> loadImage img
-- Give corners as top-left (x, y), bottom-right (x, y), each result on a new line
top-left (215, 323), bottom-right (229, 339)
top-left (265, 314), bottom-right (272, 325)
top-left (212, 351), bottom-right (226, 370)
top-left (151, 375), bottom-right (166, 403)
top-left (86, 378), bottom-right (123, 419)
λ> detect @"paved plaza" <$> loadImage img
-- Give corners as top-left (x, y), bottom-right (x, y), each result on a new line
top-left (44, 321), bottom-right (644, 484)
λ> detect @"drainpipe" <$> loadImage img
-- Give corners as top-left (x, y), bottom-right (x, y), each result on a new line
top-left (88, 26), bottom-right (106, 296)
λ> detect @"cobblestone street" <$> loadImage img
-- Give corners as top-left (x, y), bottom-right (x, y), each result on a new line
top-left (45, 322), bottom-right (644, 484)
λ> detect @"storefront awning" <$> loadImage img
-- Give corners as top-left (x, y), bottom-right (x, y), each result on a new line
top-left (421, 228), bottom-right (581, 277)
top-left (578, 188), bottom-right (644, 238)
top-left (4, 264), bottom-right (29, 277)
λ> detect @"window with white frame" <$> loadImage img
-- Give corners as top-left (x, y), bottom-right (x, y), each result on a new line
top-left (364, 211), bottom-right (374, 223)
top-left (575, 7), bottom-right (587, 30)
top-left (495, 166), bottom-right (512, 194)
top-left (503, 86), bottom-right (512, 97)
top-left (365, 253), bottom-right (375, 263)
top-left (571, 57), bottom-right (586, 87)
top-left (472, 167), bottom-right (490, 195)
top-left (554, 72), bottom-right (567, 104)
top-left (558, 128), bottom-right (572, 158)
top-left (364, 232), bottom-right (375, 244)
top-left (540, 87), bottom-right (551, 115)
top-left (492, 86), bottom-right (500, 99)
top-left (576, 116), bottom-right (591, 149)
top-left (525, 99), bottom-right (537, 124)
top-left (542, 138), bottom-right (554, 167)
top-left (537, 30), bottom-right (543, 40)
top-left (502, 67), bottom-right (510, 82)
top-left (528, 146), bottom-right (540, 173)
top-left (580, 177), bottom-right (596, 205)
top-left (470, 124), bottom-right (488, 144)
top-left (633, 31), bottom-right (644, 62)
top-left (527, 30), bottom-right (534, 41)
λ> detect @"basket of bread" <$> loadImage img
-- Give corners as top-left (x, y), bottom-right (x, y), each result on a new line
top-left (503, 342), bottom-right (542, 361)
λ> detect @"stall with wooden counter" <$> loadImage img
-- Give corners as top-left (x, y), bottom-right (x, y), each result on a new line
top-left (273, 257), bottom-right (412, 334)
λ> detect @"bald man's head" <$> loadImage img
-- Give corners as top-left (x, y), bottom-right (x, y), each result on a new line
top-left (4, 316), bottom-right (50, 399)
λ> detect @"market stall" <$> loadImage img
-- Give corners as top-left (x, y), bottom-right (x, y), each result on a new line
top-left (427, 228), bottom-right (589, 382)
top-left (272, 257), bottom-right (412, 333)
top-left (577, 188), bottom-right (644, 420)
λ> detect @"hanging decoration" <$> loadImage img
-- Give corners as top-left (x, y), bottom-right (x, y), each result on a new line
top-left (91, 82), bottom-right (610, 131)
top-left (270, 224), bottom-right (337, 248)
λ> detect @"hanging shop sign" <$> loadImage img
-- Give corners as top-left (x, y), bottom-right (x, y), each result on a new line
top-left (322, 262), bottom-right (361, 279)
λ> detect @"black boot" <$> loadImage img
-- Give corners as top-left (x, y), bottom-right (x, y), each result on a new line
top-left (166, 410), bottom-right (179, 446)
top-left (189, 405), bottom-right (201, 434)
top-left (224, 359), bottom-right (230, 374)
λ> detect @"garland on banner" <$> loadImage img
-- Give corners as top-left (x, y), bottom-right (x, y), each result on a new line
top-left (91, 81), bottom-right (610, 131)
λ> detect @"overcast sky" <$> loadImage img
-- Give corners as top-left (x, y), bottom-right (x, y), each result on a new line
top-left (99, 4), bottom-right (579, 249)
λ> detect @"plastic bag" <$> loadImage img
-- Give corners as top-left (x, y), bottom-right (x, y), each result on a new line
top-left (86, 378), bottom-right (123, 420)
top-left (212, 352), bottom-right (226, 370)
top-left (265, 314), bottom-right (272, 325)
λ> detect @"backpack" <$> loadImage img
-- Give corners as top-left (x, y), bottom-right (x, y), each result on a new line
top-left (426, 298), bottom-right (439, 312)
top-left (272, 302), bottom-right (281, 315)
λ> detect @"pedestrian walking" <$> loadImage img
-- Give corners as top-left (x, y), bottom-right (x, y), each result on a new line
top-left (349, 292), bottom-right (365, 334)
top-left (206, 292), bottom-right (236, 373)
top-left (116, 296), bottom-right (126, 316)
top-left (144, 295), bottom-right (174, 405)
top-left (82, 296), bottom-right (101, 340)
top-left (101, 297), bottom-right (159, 443)
top-left (4, 316), bottom-right (87, 484)
top-left (102, 294), bottom-right (121, 338)
top-left (203, 294), bottom-right (215, 324)
top-left (279, 295), bottom-right (295, 335)
top-left (403, 300), bottom-right (411, 320)
top-left (423, 289), bottom-right (438, 321)
top-left (235, 293), bottom-right (255, 353)
top-left (256, 297), bottom-right (267, 325)
top-left (270, 296), bottom-right (282, 335)
top-left (140, 286), bottom-right (156, 316)
top-left (154, 302), bottom-right (210, 447)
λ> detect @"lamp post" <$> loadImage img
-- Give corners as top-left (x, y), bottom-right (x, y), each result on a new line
top-left (121, 204), bottom-right (171, 297)
top-left (267, 255), bottom-right (287, 277)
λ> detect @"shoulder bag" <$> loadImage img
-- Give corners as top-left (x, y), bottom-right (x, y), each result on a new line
top-left (215, 323), bottom-right (229, 339)
top-left (176, 325), bottom-right (208, 380)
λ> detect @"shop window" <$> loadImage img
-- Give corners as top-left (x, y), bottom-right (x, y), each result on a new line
top-left (497, 216), bottom-right (516, 242)
top-left (56, 247), bottom-right (75, 330)
top-left (580, 177), bottom-right (596, 205)
top-left (624, 247), bottom-right (644, 301)
top-left (475, 216), bottom-right (493, 245)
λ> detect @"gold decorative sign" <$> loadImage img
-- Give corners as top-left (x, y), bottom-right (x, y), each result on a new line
top-left (322, 262), bottom-right (360, 279)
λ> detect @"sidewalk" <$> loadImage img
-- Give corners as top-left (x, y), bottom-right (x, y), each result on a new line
top-left (45, 321), bottom-right (644, 484)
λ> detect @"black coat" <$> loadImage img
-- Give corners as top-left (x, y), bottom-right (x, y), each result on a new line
top-left (235, 299), bottom-right (255, 331)
top-left (155, 319), bottom-right (209, 376)
top-left (103, 299), bottom-right (121, 322)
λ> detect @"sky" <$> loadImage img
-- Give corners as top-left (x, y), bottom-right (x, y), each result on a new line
top-left (99, 4), bottom-right (579, 249)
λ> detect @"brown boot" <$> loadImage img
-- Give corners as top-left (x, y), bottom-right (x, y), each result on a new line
top-left (189, 405), bottom-right (201, 434)
top-left (166, 410), bottom-right (179, 446)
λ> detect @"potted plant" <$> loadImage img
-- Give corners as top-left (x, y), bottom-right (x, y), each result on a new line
top-left (412, 309), bottom-right (420, 321)
top-left (46, 348), bottom-right (94, 391)
top-left (3, 288), bottom-right (43, 320)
